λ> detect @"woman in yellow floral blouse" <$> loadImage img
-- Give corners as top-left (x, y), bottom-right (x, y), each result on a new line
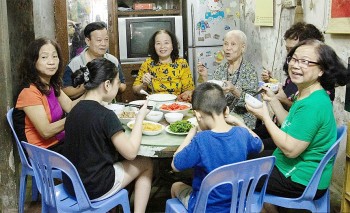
top-left (133, 29), bottom-right (194, 102)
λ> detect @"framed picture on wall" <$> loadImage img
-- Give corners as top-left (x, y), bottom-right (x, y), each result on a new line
top-left (326, 0), bottom-right (350, 34)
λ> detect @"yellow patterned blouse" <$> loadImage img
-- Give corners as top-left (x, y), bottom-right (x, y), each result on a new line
top-left (133, 58), bottom-right (195, 95)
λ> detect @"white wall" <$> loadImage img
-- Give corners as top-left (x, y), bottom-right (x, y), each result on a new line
top-left (241, 0), bottom-right (350, 209)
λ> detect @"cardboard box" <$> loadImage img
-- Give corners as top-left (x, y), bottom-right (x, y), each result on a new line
top-left (133, 3), bottom-right (155, 10)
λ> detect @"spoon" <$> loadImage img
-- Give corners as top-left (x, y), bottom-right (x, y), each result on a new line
top-left (140, 89), bottom-right (150, 96)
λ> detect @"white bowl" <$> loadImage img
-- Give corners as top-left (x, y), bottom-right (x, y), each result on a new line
top-left (147, 94), bottom-right (177, 106)
top-left (127, 120), bottom-right (164, 136)
top-left (245, 94), bottom-right (263, 108)
top-left (165, 112), bottom-right (184, 123)
top-left (117, 108), bottom-right (138, 125)
top-left (105, 104), bottom-right (125, 115)
top-left (158, 102), bottom-right (192, 115)
top-left (145, 111), bottom-right (164, 123)
top-left (263, 83), bottom-right (279, 93)
top-left (208, 80), bottom-right (225, 87)
top-left (187, 117), bottom-right (198, 126)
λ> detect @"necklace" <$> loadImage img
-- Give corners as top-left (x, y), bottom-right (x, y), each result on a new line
top-left (226, 59), bottom-right (243, 85)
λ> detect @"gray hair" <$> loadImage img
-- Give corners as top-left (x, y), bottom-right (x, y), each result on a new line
top-left (224, 30), bottom-right (247, 46)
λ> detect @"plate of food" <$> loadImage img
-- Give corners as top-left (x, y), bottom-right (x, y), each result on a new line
top-left (158, 102), bottom-right (192, 115)
top-left (127, 120), bottom-right (164, 136)
top-left (165, 120), bottom-right (194, 135)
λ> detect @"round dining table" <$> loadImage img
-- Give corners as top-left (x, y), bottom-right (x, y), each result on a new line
top-left (123, 111), bottom-right (244, 158)
top-left (123, 117), bottom-right (189, 158)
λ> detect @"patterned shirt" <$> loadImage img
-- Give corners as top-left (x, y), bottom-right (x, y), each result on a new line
top-left (212, 60), bottom-right (258, 129)
top-left (133, 58), bottom-right (195, 95)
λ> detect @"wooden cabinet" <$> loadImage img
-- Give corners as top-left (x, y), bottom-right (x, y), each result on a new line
top-left (341, 122), bottom-right (350, 212)
top-left (54, 0), bottom-right (182, 102)
top-left (116, 63), bottom-right (144, 103)
top-left (113, 0), bottom-right (183, 102)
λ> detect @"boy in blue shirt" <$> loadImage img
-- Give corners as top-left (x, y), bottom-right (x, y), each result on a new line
top-left (170, 82), bottom-right (263, 212)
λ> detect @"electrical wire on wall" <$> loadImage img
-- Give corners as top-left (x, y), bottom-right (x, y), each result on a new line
top-left (322, 0), bottom-right (330, 33)
top-left (270, 4), bottom-right (284, 78)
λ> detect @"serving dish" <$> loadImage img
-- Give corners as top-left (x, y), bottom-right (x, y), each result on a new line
top-left (165, 125), bottom-right (189, 135)
top-left (147, 94), bottom-right (177, 105)
top-left (127, 120), bottom-right (164, 136)
top-left (158, 102), bottom-right (192, 115)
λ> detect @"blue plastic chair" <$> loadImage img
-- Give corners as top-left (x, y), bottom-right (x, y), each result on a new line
top-left (21, 141), bottom-right (131, 213)
top-left (6, 108), bottom-right (61, 213)
top-left (263, 125), bottom-right (347, 213)
top-left (165, 156), bottom-right (276, 213)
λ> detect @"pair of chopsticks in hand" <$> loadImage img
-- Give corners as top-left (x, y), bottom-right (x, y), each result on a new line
top-left (252, 89), bottom-right (264, 97)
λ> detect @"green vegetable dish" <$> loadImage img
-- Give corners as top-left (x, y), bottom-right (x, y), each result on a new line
top-left (169, 120), bottom-right (193, 133)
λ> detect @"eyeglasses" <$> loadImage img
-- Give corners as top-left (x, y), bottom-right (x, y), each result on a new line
top-left (286, 56), bottom-right (319, 68)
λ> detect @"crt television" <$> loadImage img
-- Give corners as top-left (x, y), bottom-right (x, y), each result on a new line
top-left (118, 16), bottom-right (183, 63)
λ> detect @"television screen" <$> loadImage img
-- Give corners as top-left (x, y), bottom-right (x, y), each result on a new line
top-left (126, 18), bottom-right (175, 58)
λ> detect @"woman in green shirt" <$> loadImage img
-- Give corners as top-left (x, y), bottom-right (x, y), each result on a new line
top-left (247, 39), bottom-right (349, 213)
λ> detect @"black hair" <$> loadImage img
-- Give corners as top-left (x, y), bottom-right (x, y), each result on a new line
top-left (83, 21), bottom-right (107, 39)
top-left (17, 38), bottom-right (63, 96)
top-left (192, 82), bottom-right (227, 116)
top-left (284, 22), bottom-right (325, 42)
top-left (283, 39), bottom-right (349, 91)
top-left (71, 58), bottom-right (118, 90)
top-left (148, 29), bottom-right (179, 63)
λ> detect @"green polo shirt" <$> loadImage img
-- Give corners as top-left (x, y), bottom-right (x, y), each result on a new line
top-left (273, 89), bottom-right (336, 189)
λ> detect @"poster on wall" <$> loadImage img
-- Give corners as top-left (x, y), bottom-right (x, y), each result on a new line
top-left (254, 0), bottom-right (273, 26)
top-left (326, 0), bottom-right (350, 34)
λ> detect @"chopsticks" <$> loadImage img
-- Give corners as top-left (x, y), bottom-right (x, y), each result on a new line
top-left (119, 103), bottom-right (154, 110)
top-left (149, 79), bottom-right (155, 94)
top-left (252, 89), bottom-right (264, 97)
